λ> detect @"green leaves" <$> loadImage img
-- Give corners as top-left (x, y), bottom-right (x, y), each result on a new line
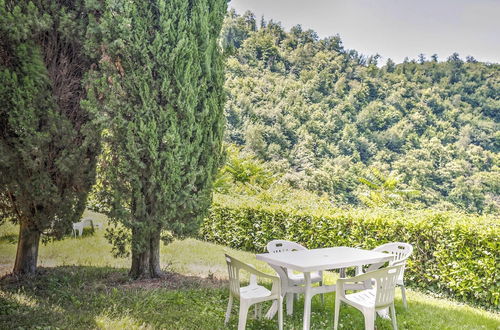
top-left (358, 168), bottom-right (421, 208)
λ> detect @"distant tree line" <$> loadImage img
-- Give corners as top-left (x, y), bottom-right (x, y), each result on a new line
top-left (221, 9), bottom-right (499, 214)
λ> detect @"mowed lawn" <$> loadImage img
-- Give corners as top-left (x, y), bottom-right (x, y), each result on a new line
top-left (1, 211), bottom-right (499, 329)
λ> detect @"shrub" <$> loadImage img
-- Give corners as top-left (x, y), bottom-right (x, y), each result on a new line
top-left (200, 200), bottom-right (499, 309)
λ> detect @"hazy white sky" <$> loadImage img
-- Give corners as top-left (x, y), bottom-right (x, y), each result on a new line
top-left (229, 0), bottom-right (500, 64)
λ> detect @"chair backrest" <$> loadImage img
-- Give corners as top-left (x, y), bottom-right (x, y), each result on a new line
top-left (371, 264), bottom-right (402, 308)
top-left (267, 240), bottom-right (308, 278)
top-left (225, 254), bottom-right (243, 298)
top-left (373, 242), bottom-right (413, 262)
top-left (266, 240), bottom-right (307, 254)
top-left (371, 242), bottom-right (413, 280)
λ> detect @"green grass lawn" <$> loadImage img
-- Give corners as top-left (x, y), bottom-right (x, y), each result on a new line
top-left (1, 211), bottom-right (499, 329)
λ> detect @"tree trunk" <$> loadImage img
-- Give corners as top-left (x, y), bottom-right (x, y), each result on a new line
top-left (129, 229), bottom-right (163, 279)
top-left (149, 229), bottom-right (162, 276)
top-left (130, 246), bottom-right (151, 279)
top-left (13, 221), bottom-right (41, 275)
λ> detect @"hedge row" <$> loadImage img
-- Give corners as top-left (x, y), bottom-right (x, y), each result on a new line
top-left (200, 203), bottom-right (499, 309)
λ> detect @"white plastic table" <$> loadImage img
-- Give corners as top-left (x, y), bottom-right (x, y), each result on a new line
top-left (256, 246), bottom-right (394, 330)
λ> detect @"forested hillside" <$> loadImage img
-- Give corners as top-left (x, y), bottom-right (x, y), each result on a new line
top-left (219, 10), bottom-right (499, 214)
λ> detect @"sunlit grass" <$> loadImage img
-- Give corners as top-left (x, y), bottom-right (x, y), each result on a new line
top-left (95, 313), bottom-right (153, 330)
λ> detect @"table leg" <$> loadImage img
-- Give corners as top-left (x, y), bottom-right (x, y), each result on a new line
top-left (303, 272), bottom-right (312, 330)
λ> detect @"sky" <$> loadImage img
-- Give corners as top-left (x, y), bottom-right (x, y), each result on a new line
top-left (229, 0), bottom-right (500, 64)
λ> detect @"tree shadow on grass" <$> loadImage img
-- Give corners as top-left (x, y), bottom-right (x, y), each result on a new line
top-left (0, 267), bottom-right (498, 329)
top-left (0, 289), bottom-right (70, 327)
top-left (0, 265), bottom-right (236, 329)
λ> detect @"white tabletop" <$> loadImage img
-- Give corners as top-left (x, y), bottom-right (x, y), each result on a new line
top-left (256, 246), bottom-right (393, 272)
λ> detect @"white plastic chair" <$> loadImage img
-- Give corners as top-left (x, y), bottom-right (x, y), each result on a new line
top-left (224, 254), bottom-right (283, 330)
top-left (334, 264), bottom-right (403, 330)
top-left (72, 222), bottom-right (85, 237)
top-left (266, 240), bottom-right (323, 315)
top-left (357, 242), bottom-right (413, 308)
top-left (72, 218), bottom-right (101, 237)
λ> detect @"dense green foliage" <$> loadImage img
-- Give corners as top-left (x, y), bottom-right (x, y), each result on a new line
top-left (86, 0), bottom-right (227, 277)
top-left (0, 0), bottom-right (101, 273)
top-left (221, 10), bottom-right (500, 214)
top-left (201, 200), bottom-right (499, 309)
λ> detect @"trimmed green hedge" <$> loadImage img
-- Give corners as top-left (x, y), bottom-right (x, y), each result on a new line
top-left (200, 202), bottom-right (499, 309)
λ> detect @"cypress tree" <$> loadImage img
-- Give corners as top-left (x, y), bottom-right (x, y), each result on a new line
top-left (89, 0), bottom-right (227, 278)
top-left (0, 0), bottom-right (101, 274)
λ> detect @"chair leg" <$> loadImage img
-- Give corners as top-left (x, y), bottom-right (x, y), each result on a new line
top-left (363, 309), bottom-right (375, 330)
top-left (254, 303), bottom-right (258, 319)
top-left (400, 285), bottom-right (408, 309)
top-left (238, 301), bottom-right (250, 330)
top-left (286, 292), bottom-right (294, 315)
top-left (264, 300), bottom-right (278, 319)
top-left (390, 303), bottom-right (398, 330)
top-left (277, 296), bottom-right (283, 330)
top-left (224, 295), bottom-right (233, 324)
top-left (334, 299), bottom-right (341, 330)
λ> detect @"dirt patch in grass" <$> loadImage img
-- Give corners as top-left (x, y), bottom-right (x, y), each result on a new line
top-left (0, 266), bottom-right (227, 294)
top-left (119, 271), bottom-right (227, 290)
top-left (0, 264), bottom-right (11, 277)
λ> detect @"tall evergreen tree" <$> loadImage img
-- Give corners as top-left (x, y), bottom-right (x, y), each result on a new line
top-left (0, 0), bottom-right (101, 274)
top-left (385, 58), bottom-right (396, 72)
top-left (418, 53), bottom-right (426, 64)
top-left (89, 0), bottom-right (227, 278)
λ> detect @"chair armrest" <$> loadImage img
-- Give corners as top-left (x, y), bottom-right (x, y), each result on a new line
top-left (391, 259), bottom-right (406, 267)
top-left (336, 268), bottom-right (381, 294)
top-left (336, 269), bottom-right (375, 299)
top-left (337, 269), bottom-right (377, 284)
top-left (244, 263), bottom-right (281, 296)
top-left (365, 261), bottom-right (386, 273)
top-left (337, 264), bottom-right (403, 295)
top-left (224, 254), bottom-right (280, 296)
top-left (238, 261), bottom-right (280, 282)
